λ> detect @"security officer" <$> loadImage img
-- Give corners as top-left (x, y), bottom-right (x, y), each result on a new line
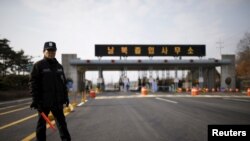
top-left (29, 41), bottom-right (71, 141)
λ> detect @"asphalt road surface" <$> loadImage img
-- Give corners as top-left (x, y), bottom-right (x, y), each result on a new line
top-left (0, 92), bottom-right (250, 141)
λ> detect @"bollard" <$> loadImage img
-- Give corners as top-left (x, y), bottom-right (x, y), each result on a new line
top-left (141, 87), bottom-right (148, 96)
top-left (177, 88), bottom-right (182, 93)
top-left (191, 88), bottom-right (198, 96)
top-left (205, 88), bottom-right (209, 92)
top-left (247, 88), bottom-right (250, 96)
top-left (90, 90), bottom-right (96, 98)
top-left (64, 106), bottom-right (71, 113)
top-left (217, 88), bottom-right (220, 92)
top-left (198, 88), bottom-right (202, 92)
top-left (212, 88), bottom-right (215, 92)
top-left (68, 104), bottom-right (74, 112)
top-left (229, 88), bottom-right (233, 92)
top-left (191, 88), bottom-right (195, 96)
top-left (235, 88), bottom-right (239, 92)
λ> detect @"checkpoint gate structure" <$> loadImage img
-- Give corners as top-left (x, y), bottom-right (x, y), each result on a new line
top-left (61, 44), bottom-right (236, 92)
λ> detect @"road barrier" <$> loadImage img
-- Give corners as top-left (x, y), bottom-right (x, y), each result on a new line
top-left (235, 88), bottom-right (239, 92)
top-left (177, 88), bottom-right (182, 93)
top-left (191, 88), bottom-right (199, 96)
top-left (205, 88), bottom-right (209, 92)
top-left (212, 88), bottom-right (215, 92)
top-left (90, 90), bottom-right (96, 98)
top-left (141, 87), bottom-right (148, 96)
top-left (64, 107), bottom-right (71, 113)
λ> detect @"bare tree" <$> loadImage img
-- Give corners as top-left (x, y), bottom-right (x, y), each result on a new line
top-left (236, 32), bottom-right (250, 77)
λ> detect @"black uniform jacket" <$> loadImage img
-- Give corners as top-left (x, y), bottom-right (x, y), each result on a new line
top-left (29, 58), bottom-right (68, 107)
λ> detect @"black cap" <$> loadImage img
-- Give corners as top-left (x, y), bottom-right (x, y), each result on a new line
top-left (43, 41), bottom-right (57, 51)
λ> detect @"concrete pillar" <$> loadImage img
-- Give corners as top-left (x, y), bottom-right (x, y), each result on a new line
top-left (70, 66), bottom-right (78, 92)
top-left (62, 54), bottom-right (78, 92)
top-left (77, 69), bottom-right (85, 92)
top-left (62, 54), bottom-right (77, 79)
top-left (174, 68), bottom-right (178, 91)
top-left (191, 69), bottom-right (198, 87)
top-left (207, 67), bottom-right (216, 90)
top-left (198, 67), bottom-right (203, 88)
top-left (190, 70), bottom-right (193, 88)
top-left (221, 55), bottom-right (236, 89)
top-left (98, 68), bottom-right (103, 78)
top-left (98, 68), bottom-right (105, 91)
top-left (203, 69), bottom-right (208, 88)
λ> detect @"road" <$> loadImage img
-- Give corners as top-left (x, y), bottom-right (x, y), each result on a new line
top-left (0, 92), bottom-right (250, 141)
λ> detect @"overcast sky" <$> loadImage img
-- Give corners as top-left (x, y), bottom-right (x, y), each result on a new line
top-left (1, 0), bottom-right (250, 83)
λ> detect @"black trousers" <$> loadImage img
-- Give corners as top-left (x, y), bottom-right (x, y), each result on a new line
top-left (36, 105), bottom-right (71, 141)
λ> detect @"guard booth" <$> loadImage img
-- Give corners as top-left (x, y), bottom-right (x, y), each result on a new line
top-left (62, 44), bottom-right (236, 93)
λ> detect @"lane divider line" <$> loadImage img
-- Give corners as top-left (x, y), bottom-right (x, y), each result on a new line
top-left (0, 98), bottom-right (31, 105)
top-left (0, 102), bottom-right (30, 110)
top-left (0, 113), bottom-right (38, 130)
top-left (155, 97), bottom-right (178, 104)
top-left (96, 94), bottom-right (250, 99)
top-left (0, 106), bottom-right (29, 116)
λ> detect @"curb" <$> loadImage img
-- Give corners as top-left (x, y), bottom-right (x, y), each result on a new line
top-left (0, 98), bottom-right (32, 105)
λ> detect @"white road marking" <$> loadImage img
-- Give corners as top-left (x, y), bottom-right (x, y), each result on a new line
top-left (0, 98), bottom-right (31, 105)
top-left (155, 97), bottom-right (178, 104)
top-left (0, 114), bottom-right (38, 130)
top-left (0, 102), bottom-right (30, 110)
top-left (77, 102), bottom-right (84, 106)
top-left (0, 106), bottom-right (29, 116)
top-left (95, 94), bottom-right (250, 100)
top-left (223, 98), bottom-right (250, 103)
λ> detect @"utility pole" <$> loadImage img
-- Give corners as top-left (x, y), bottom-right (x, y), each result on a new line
top-left (216, 40), bottom-right (224, 57)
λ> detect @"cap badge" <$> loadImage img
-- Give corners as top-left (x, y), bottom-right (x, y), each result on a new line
top-left (49, 42), bottom-right (53, 47)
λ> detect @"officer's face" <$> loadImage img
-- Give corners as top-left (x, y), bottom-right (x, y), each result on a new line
top-left (44, 49), bottom-right (56, 59)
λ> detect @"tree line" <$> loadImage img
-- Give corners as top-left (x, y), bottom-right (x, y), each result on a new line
top-left (0, 38), bottom-right (32, 76)
top-left (0, 38), bottom-right (33, 90)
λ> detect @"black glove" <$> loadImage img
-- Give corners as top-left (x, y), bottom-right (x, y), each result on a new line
top-left (30, 101), bottom-right (42, 112)
top-left (65, 99), bottom-right (69, 107)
